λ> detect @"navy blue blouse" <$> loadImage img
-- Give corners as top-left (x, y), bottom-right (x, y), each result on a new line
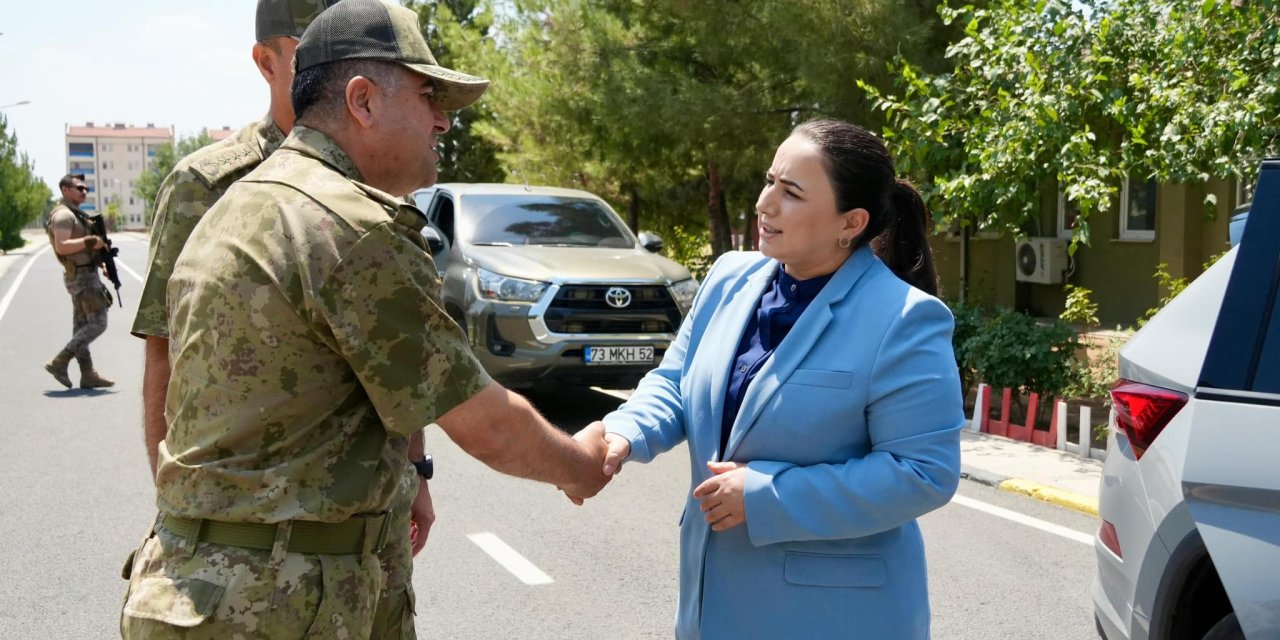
top-left (720, 267), bottom-right (833, 457)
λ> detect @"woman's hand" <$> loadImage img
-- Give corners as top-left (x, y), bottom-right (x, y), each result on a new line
top-left (561, 423), bottom-right (631, 505)
top-left (694, 461), bottom-right (748, 531)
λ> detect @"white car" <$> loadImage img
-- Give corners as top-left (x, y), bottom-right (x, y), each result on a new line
top-left (1092, 160), bottom-right (1280, 640)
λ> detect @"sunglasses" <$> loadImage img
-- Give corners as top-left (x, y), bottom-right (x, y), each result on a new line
top-left (74, 186), bottom-right (88, 192)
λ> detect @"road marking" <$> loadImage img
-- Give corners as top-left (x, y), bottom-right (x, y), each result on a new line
top-left (591, 387), bottom-right (633, 401)
top-left (951, 494), bottom-right (1094, 546)
top-left (116, 259), bottom-right (144, 284)
top-left (467, 532), bottom-right (554, 585)
top-left (0, 246), bottom-right (51, 328)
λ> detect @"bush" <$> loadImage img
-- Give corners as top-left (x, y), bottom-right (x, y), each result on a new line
top-left (963, 308), bottom-right (1079, 424)
top-left (665, 225), bottom-right (713, 281)
top-left (948, 301), bottom-right (988, 398)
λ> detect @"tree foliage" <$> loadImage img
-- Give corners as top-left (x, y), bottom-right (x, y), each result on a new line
top-left (133, 130), bottom-right (214, 227)
top-left (457, 0), bottom-right (951, 258)
top-left (408, 0), bottom-right (506, 183)
top-left (0, 116), bottom-right (52, 252)
top-left (864, 0), bottom-right (1280, 243)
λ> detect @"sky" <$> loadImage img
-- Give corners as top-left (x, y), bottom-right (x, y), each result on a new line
top-left (1, 1), bottom-right (271, 191)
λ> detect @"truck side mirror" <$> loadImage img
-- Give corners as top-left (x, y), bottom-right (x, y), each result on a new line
top-left (423, 225), bottom-right (448, 256)
top-left (638, 231), bottom-right (664, 253)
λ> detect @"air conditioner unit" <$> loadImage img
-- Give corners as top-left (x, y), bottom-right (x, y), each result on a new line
top-left (1014, 237), bottom-right (1069, 284)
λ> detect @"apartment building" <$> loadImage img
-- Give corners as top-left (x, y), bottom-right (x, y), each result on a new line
top-left (65, 122), bottom-right (173, 227)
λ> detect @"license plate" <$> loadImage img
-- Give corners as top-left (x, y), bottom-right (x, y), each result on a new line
top-left (584, 345), bottom-right (654, 365)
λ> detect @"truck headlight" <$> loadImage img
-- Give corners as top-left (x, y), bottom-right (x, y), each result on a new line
top-left (477, 268), bottom-right (549, 303)
top-left (669, 278), bottom-right (699, 312)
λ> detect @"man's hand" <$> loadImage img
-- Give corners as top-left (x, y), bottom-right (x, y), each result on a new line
top-left (83, 235), bottom-right (101, 251)
top-left (694, 461), bottom-right (748, 532)
top-left (559, 422), bottom-right (613, 505)
top-left (409, 478), bottom-right (434, 556)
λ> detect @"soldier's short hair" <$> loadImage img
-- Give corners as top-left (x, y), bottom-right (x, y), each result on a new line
top-left (291, 59), bottom-right (406, 124)
top-left (59, 174), bottom-right (86, 189)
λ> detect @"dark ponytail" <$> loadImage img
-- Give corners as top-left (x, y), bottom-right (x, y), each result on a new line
top-left (792, 119), bottom-right (939, 296)
top-left (871, 180), bottom-right (938, 296)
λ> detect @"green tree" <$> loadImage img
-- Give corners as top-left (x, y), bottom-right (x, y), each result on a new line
top-left (0, 116), bottom-right (52, 252)
top-left (464, 0), bottom-right (951, 260)
top-left (406, 0), bottom-right (505, 183)
top-left (134, 130), bottom-right (215, 226)
top-left (864, 0), bottom-right (1280, 248)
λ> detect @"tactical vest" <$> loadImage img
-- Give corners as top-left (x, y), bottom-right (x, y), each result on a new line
top-left (46, 204), bottom-right (94, 279)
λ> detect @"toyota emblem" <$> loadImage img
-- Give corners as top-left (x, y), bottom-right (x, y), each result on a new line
top-left (605, 287), bottom-right (632, 309)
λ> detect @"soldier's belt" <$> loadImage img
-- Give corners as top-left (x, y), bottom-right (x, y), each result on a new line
top-left (160, 513), bottom-right (390, 555)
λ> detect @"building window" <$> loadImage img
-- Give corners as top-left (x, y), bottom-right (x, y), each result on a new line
top-left (1057, 189), bottom-right (1081, 239)
top-left (1120, 177), bottom-right (1157, 242)
top-left (68, 142), bottom-right (94, 157)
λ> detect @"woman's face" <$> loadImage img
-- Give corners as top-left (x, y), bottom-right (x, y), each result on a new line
top-left (756, 134), bottom-right (866, 280)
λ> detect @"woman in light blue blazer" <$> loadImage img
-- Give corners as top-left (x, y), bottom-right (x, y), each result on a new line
top-left (592, 119), bottom-right (964, 639)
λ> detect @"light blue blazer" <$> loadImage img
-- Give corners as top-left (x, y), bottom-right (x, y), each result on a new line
top-left (603, 247), bottom-right (964, 640)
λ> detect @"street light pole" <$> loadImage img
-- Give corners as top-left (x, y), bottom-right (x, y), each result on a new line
top-left (0, 100), bottom-right (32, 110)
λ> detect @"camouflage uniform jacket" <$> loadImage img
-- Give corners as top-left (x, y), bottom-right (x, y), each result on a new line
top-left (131, 114), bottom-right (286, 339)
top-left (157, 126), bottom-right (490, 524)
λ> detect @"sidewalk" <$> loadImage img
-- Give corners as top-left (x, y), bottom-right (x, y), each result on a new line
top-left (0, 230), bottom-right (46, 284)
top-left (960, 428), bottom-right (1102, 517)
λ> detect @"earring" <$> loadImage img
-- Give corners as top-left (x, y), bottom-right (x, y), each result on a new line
top-left (838, 237), bottom-right (852, 249)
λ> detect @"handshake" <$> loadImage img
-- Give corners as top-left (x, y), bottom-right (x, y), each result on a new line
top-left (558, 421), bottom-right (631, 506)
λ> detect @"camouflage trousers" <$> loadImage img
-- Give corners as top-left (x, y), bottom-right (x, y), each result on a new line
top-left (63, 268), bottom-right (110, 357)
top-left (371, 467), bottom-right (418, 639)
top-left (120, 474), bottom-right (419, 639)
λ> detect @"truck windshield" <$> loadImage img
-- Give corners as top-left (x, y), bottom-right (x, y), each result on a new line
top-left (462, 195), bottom-right (635, 248)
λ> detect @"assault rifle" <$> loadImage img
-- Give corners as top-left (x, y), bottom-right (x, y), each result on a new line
top-left (83, 213), bottom-right (123, 307)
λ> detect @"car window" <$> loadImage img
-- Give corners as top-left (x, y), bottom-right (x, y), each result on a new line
top-left (1200, 158), bottom-right (1280, 393)
top-left (461, 195), bottom-right (634, 248)
top-left (413, 190), bottom-right (434, 210)
top-left (431, 195), bottom-right (456, 245)
top-left (1255, 295), bottom-right (1280, 394)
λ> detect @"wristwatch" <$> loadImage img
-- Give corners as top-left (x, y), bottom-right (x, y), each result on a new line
top-left (412, 455), bottom-right (433, 480)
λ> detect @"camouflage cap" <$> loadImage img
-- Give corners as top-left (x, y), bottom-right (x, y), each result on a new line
top-left (294, 0), bottom-right (489, 112)
top-left (256, 0), bottom-right (341, 42)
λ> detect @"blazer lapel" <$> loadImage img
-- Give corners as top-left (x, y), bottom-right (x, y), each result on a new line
top-left (701, 261), bottom-right (776, 458)
top-left (722, 247), bottom-right (877, 460)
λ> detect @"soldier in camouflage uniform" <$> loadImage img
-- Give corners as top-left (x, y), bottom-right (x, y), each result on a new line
top-left (119, 2), bottom-right (613, 637)
top-left (44, 173), bottom-right (115, 389)
top-left (129, 1), bottom-right (428, 637)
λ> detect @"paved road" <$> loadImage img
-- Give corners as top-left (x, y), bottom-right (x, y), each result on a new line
top-left (0, 237), bottom-right (1100, 639)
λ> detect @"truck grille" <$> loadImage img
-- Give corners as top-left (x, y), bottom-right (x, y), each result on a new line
top-left (543, 285), bottom-right (682, 334)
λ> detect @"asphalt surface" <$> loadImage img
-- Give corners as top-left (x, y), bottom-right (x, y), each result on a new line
top-left (0, 236), bottom-right (1100, 639)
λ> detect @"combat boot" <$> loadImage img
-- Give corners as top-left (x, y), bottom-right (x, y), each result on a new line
top-left (44, 350), bottom-right (74, 388)
top-left (76, 355), bottom-right (115, 389)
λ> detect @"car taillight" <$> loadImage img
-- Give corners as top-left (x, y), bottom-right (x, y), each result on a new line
top-left (1110, 380), bottom-right (1188, 460)
top-left (1099, 520), bottom-right (1122, 559)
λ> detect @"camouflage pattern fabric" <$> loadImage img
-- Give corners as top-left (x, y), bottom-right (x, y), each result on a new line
top-left (131, 114), bottom-right (286, 339)
top-left (64, 268), bottom-right (111, 357)
top-left (372, 468), bottom-right (419, 638)
top-left (120, 527), bottom-right (380, 639)
top-left (158, 125), bottom-right (488, 522)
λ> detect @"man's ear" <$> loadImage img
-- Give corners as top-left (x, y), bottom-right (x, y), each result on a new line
top-left (344, 76), bottom-right (377, 129)
top-left (251, 43), bottom-right (276, 83)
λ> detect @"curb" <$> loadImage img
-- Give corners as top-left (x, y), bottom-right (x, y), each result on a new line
top-left (959, 465), bottom-right (1008, 489)
top-left (961, 465), bottom-right (1100, 517)
top-left (998, 478), bottom-right (1099, 517)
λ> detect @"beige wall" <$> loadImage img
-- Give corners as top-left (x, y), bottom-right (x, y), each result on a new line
top-left (931, 177), bottom-right (1237, 327)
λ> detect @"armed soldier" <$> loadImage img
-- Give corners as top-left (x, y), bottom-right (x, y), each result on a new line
top-left (44, 173), bottom-right (115, 389)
